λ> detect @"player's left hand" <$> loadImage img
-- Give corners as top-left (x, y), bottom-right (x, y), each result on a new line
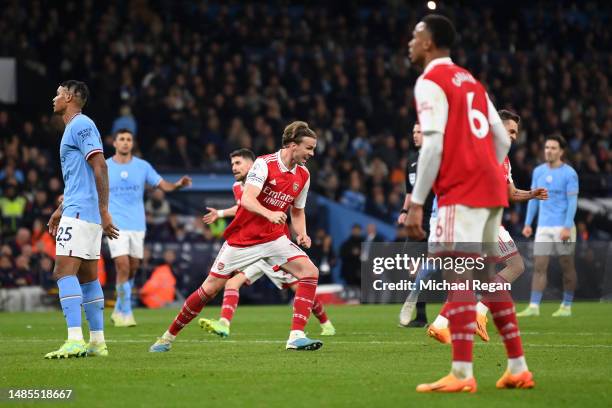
top-left (560, 227), bottom-right (571, 242)
top-left (176, 175), bottom-right (193, 189)
top-left (406, 204), bottom-right (425, 240)
top-left (202, 207), bottom-right (219, 224)
top-left (532, 187), bottom-right (548, 200)
top-left (101, 210), bottom-right (120, 240)
top-left (296, 234), bottom-right (311, 249)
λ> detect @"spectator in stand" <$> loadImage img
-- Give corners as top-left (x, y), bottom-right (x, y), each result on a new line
top-left (340, 224), bottom-right (364, 286)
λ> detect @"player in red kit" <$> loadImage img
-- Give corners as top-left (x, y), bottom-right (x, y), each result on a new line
top-left (199, 148), bottom-right (335, 337)
top-left (405, 15), bottom-right (534, 392)
top-left (427, 110), bottom-right (548, 343)
top-left (150, 121), bottom-right (324, 352)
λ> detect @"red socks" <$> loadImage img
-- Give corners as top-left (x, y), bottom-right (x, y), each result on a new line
top-left (447, 289), bottom-right (476, 362)
top-left (220, 289), bottom-right (240, 322)
top-left (311, 296), bottom-right (328, 324)
top-left (169, 286), bottom-right (212, 336)
top-left (291, 277), bottom-right (318, 331)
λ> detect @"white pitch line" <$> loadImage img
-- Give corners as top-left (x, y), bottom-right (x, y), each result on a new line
top-left (1, 338), bottom-right (611, 348)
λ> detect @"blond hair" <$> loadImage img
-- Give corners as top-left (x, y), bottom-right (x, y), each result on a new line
top-left (281, 121), bottom-right (316, 147)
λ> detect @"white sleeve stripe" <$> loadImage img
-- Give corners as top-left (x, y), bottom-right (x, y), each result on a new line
top-left (85, 149), bottom-right (103, 160)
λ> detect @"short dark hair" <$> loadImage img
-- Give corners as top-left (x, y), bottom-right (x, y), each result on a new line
top-left (60, 80), bottom-right (89, 108)
top-left (498, 110), bottom-right (521, 125)
top-left (545, 134), bottom-right (567, 150)
top-left (422, 14), bottom-right (456, 50)
top-left (114, 128), bottom-right (134, 140)
top-left (230, 148), bottom-right (255, 162)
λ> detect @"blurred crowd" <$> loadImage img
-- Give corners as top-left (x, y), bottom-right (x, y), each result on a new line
top-left (1, 1), bottom-right (610, 290)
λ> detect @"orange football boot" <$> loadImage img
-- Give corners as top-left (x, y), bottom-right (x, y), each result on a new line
top-left (426, 325), bottom-right (451, 344)
top-left (416, 374), bottom-right (477, 393)
top-left (496, 370), bottom-right (535, 389)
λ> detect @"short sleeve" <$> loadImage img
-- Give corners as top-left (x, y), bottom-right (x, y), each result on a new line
top-left (72, 118), bottom-right (103, 160)
top-left (414, 77), bottom-right (448, 134)
top-left (294, 176), bottom-right (310, 209)
top-left (245, 158), bottom-right (268, 189)
top-left (566, 167), bottom-right (579, 196)
top-left (405, 162), bottom-right (417, 194)
top-left (145, 161), bottom-right (163, 187)
top-left (530, 166), bottom-right (540, 189)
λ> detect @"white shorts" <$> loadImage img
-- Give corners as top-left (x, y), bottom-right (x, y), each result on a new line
top-left (55, 216), bottom-right (102, 260)
top-left (107, 230), bottom-right (145, 259)
top-left (534, 226), bottom-right (577, 256)
top-left (493, 225), bottom-right (520, 262)
top-left (240, 260), bottom-right (299, 289)
top-left (210, 235), bottom-right (310, 279)
top-left (428, 205), bottom-right (503, 257)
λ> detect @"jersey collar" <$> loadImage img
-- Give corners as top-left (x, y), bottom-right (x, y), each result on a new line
top-left (424, 57), bottom-right (453, 74)
top-left (276, 150), bottom-right (297, 174)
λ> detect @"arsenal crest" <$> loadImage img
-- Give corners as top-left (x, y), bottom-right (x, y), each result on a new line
top-left (217, 262), bottom-right (225, 270)
top-left (293, 182), bottom-right (299, 192)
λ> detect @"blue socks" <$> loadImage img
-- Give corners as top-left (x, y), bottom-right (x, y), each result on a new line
top-left (119, 281), bottom-right (132, 315)
top-left (58, 276), bottom-right (83, 338)
top-left (562, 291), bottom-right (574, 307)
top-left (529, 291), bottom-right (543, 306)
top-left (81, 279), bottom-right (105, 332)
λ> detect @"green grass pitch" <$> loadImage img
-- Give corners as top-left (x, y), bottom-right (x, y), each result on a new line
top-left (1, 302), bottom-right (611, 407)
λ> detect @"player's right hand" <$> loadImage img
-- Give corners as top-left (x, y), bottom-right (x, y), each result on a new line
top-left (532, 188), bottom-right (548, 200)
top-left (47, 210), bottom-right (62, 237)
top-left (406, 204), bottom-right (425, 240)
top-left (202, 207), bottom-right (218, 224)
top-left (101, 211), bottom-right (120, 239)
top-left (522, 225), bottom-right (533, 238)
top-left (267, 211), bottom-right (287, 225)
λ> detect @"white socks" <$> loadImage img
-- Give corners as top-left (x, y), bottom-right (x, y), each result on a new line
top-left (432, 315), bottom-right (449, 329)
top-left (219, 318), bottom-right (230, 326)
top-left (90, 331), bottom-right (105, 344)
top-left (451, 362), bottom-right (474, 379)
top-left (508, 356), bottom-right (528, 375)
top-left (289, 330), bottom-right (305, 341)
top-left (476, 301), bottom-right (489, 315)
top-left (68, 327), bottom-right (84, 341)
top-left (163, 330), bottom-right (176, 341)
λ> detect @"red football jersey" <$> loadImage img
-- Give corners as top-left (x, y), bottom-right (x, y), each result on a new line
top-left (232, 181), bottom-right (243, 204)
top-left (230, 180), bottom-right (291, 239)
top-left (224, 151), bottom-right (309, 246)
top-left (415, 58), bottom-right (508, 208)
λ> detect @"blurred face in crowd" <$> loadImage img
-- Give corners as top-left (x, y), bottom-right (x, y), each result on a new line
top-left (544, 139), bottom-right (563, 164)
top-left (409, 22), bottom-right (430, 67)
top-left (114, 131), bottom-right (134, 156)
top-left (288, 136), bottom-right (317, 166)
top-left (412, 123), bottom-right (423, 147)
top-left (230, 156), bottom-right (253, 182)
top-left (503, 119), bottom-right (519, 143)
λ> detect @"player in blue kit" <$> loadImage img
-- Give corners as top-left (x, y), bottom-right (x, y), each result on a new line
top-left (107, 129), bottom-right (192, 327)
top-left (45, 80), bottom-right (119, 359)
top-left (519, 135), bottom-right (579, 317)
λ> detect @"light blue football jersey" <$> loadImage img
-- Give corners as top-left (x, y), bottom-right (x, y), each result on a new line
top-left (60, 114), bottom-right (104, 224)
top-left (526, 163), bottom-right (579, 227)
top-left (107, 157), bottom-right (162, 231)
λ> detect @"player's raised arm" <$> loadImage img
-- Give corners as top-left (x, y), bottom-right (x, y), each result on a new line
top-left (158, 175), bottom-right (192, 192)
top-left (203, 205), bottom-right (239, 224)
top-left (241, 158), bottom-right (287, 224)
